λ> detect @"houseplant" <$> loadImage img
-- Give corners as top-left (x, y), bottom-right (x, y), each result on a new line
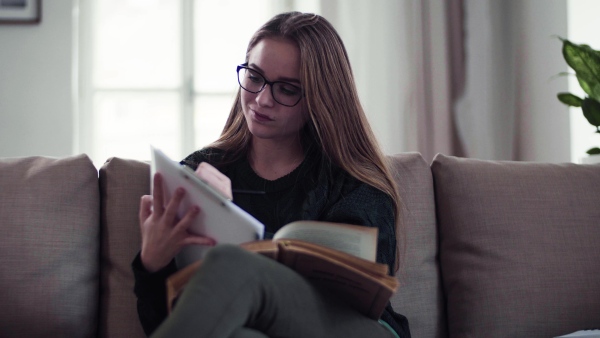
top-left (557, 38), bottom-right (600, 159)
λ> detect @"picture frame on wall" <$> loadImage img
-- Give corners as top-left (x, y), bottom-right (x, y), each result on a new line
top-left (0, 0), bottom-right (41, 24)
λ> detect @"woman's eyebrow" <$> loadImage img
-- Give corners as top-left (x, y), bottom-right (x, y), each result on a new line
top-left (248, 63), bottom-right (301, 84)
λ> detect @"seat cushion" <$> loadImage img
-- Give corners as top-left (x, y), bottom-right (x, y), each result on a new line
top-left (432, 154), bottom-right (600, 338)
top-left (388, 153), bottom-right (446, 338)
top-left (98, 157), bottom-right (149, 338)
top-left (0, 155), bottom-right (99, 338)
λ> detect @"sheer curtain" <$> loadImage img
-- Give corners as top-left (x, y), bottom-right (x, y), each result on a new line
top-left (316, 1), bottom-right (419, 157)
top-left (315, 0), bottom-right (457, 162)
top-left (453, 0), bottom-right (569, 162)
top-left (317, 0), bottom-right (570, 163)
top-left (316, 0), bottom-right (459, 162)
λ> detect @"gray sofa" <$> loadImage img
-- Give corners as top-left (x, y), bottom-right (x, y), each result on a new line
top-left (1, 152), bottom-right (599, 338)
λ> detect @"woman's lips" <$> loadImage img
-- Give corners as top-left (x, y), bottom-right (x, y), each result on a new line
top-left (252, 110), bottom-right (273, 122)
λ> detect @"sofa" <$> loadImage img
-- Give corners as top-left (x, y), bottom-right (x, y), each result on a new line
top-left (1, 152), bottom-right (599, 338)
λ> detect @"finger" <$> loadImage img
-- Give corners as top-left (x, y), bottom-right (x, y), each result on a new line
top-left (139, 195), bottom-right (153, 223)
top-left (163, 187), bottom-right (185, 223)
top-left (174, 205), bottom-right (200, 233)
top-left (152, 173), bottom-right (166, 216)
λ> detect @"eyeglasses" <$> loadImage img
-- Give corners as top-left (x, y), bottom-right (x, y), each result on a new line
top-left (236, 64), bottom-right (304, 107)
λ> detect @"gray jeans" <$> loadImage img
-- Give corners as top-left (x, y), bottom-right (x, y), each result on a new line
top-left (152, 245), bottom-right (395, 338)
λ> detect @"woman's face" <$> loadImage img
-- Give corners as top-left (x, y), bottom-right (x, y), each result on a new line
top-left (241, 37), bottom-right (308, 144)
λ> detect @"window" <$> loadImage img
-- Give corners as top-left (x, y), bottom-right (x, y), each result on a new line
top-left (79, 0), bottom-right (298, 167)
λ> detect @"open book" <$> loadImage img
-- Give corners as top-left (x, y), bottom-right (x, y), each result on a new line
top-left (166, 221), bottom-right (399, 320)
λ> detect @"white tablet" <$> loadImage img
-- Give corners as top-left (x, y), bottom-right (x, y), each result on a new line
top-left (150, 146), bottom-right (265, 267)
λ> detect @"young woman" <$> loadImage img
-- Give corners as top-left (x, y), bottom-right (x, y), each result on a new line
top-left (133, 12), bottom-right (410, 338)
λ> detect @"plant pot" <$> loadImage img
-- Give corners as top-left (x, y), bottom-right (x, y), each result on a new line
top-left (580, 154), bottom-right (600, 164)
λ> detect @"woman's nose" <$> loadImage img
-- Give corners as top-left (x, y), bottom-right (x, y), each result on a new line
top-left (256, 84), bottom-right (275, 107)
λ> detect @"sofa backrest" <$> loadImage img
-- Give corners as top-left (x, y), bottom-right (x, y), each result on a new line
top-left (432, 154), bottom-right (600, 338)
top-left (0, 155), bottom-right (100, 338)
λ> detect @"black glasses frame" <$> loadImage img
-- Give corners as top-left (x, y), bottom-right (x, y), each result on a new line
top-left (236, 63), bottom-right (304, 107)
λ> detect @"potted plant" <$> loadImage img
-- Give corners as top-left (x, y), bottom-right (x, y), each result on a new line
top-left (557, 38), bottom-right (600, 163)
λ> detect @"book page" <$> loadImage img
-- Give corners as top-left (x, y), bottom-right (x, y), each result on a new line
top-left (273, 221), bottom-right (377, 261)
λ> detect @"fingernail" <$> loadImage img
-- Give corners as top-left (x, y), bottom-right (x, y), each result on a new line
top-left (176, 187), bottom-right (185, 195)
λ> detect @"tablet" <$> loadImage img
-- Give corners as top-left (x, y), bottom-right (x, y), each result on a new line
top-left (151, 146), bottom-right (265, 267)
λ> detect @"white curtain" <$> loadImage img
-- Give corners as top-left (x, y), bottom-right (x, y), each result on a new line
top-left (315, 0), bottom-right (458, 162)
top-left (454, 0), bottom-right (519, 161)
top-left (454, 0), bottom-right (570, 162)
top-left (308, 0), bottom-right (570, 163)
top-left (317, 0), bottom-right (419, 157)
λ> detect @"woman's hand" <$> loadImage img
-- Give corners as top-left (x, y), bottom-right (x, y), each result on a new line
top-left (139, 173), bottom-right (216, 273)
top-left (195, 162), bottom-right (233, 201)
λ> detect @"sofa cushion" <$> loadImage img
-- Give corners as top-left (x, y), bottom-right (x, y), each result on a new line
top-left (388, 153), bottom-right (446, 338)
top-left (432, 154), bottom-right (600, 338)
top-left (0, 155), bottom-right (99, 338)
top-left (99, 157), bottom-right (149, 338)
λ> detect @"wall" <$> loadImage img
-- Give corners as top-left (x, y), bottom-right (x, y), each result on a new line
top-left (0, 0), bottom-right (74, 158)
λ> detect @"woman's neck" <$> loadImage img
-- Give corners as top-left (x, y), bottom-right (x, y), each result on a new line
top-left (248, 138), bottom-right (305, 181)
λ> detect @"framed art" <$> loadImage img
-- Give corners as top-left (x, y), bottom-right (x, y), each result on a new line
top-left (0, 0), bottom-right (41, 24)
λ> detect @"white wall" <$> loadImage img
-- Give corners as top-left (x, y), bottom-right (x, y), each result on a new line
top-left (0, 0), bottom-right (74, 158)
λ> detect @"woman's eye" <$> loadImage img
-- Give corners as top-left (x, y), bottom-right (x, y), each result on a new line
top-left (277, 84), bottom-right (301, 96)
top-left (248, 73), bottom-right (262, 83)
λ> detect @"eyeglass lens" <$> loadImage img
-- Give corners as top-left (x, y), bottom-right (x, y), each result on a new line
top-left (238, 68), bottom-right (302, 107)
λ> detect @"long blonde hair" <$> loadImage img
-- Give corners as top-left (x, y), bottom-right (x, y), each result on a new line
top-left (210, 12), bottom-right (403, 270)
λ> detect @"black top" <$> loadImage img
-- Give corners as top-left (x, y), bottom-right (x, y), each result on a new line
top-left (132, 145), bottom-right (410, 337)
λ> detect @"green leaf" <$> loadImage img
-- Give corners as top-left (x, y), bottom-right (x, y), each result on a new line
top-left (586, 147), bottom-right (600, 155)
top-left (581, 97), bottom-right (600, 127)
top-left (577, 76), bottom-right (600, 100)
top-left (562, 39), bottom-right (600, 100)
top-left (557, 92), bottom-right (583, 107)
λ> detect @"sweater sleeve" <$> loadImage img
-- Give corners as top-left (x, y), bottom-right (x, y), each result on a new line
top-left (131, 252), bottom-right (177, 336)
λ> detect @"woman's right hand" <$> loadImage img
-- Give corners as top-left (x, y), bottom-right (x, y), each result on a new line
top-left (138, 173), bottom-right (216, 273)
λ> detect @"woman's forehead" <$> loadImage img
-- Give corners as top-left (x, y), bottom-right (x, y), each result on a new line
top-left (247, 37), bottom-right (301, 81)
